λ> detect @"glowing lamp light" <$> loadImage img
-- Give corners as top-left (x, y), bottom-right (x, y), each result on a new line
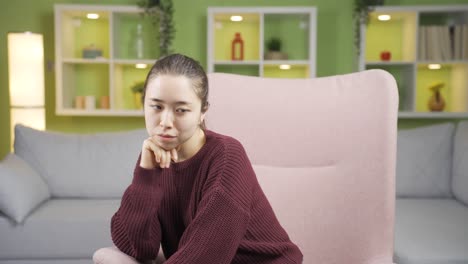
top-left (428, 64), bottom-right (441, 70)
top-left (279, 64), bottom-right (291, 70)
top-left (378, 15), bottom-right (391, 21)
top-left (230, 15), bottom-right (243, 22)
top-left (8, 32), bottom-right (45, 149)
top-left (135, 63), bottom-right (148, 69)
top-left (87, 13), bottom-right (99, 19)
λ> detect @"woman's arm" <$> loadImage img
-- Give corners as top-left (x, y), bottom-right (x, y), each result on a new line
top-left (164, 139), bottom-right (253, 264)
top-left (111, 135), bottom-right (177, 261)
top-left (111, 159), bottom-right (164, 262)
top-left (165, 188), bottom-right (251, 264)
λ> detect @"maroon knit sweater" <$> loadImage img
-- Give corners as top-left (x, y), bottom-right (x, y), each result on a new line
top-left (111, 130), bottom-right (303, 263)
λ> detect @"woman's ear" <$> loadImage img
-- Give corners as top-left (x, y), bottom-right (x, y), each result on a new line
top-left (200, 112), bottom-right (206, 123)
top-left (201, 103), bottom-right (209, 122)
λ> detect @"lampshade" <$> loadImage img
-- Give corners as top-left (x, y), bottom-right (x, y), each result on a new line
top-left (8, 32), bottom-right (45, 148)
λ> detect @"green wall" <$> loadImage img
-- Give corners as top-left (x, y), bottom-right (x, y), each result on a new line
top-left (1, 0), bottom-right (468, 159)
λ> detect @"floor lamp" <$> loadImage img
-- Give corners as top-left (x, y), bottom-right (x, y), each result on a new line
top-left (7, 32), bottom-right (45, 150)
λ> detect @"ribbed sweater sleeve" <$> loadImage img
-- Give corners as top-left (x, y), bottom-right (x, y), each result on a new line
top-left (164, 139), bottom-right (253, 264)
top-left (110, 156), bottom-right (164, 261)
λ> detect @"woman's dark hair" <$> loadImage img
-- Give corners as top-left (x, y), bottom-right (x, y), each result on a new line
top-left (142, 53), bottom-right (209, 130)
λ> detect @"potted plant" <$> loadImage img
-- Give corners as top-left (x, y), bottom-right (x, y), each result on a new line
top-left (131, 81), bottom-right (145, 109)
top-left (353, 0), bottom-right (385, 56)
top-left (265, 37), bottom-right (288, 60)
top-left (137, 0), bottom-right (175, 56)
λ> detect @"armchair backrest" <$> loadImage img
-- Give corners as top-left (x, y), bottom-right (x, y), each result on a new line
top-left (206, 70), bottom-right (398, 263)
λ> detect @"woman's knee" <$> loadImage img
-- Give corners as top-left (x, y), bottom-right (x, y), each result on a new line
top-left (93, 247), bottom-right (141, 264)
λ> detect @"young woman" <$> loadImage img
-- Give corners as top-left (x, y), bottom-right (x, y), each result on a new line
top-left (93, 54), bottom-right (303, 264)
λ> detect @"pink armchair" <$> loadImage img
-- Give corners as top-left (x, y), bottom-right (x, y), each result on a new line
top-left (94, 70), bottom-right (398, 263)
top-left (206, 70), bottom-right (398, 263)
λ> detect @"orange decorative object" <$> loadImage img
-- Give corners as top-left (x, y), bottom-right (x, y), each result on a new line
top-left (231, 32), bottom-right (244, 60)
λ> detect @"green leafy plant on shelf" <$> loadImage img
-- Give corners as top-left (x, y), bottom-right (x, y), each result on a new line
top-left (131, 81), bottom-right (145, 109)
top-left (353, 0), bottom-right (385, 56)
top-left (137, 0), bottom-right (175, 56)
top-left (267, 37), bottom-right (281, 52)
top-left (265, 37), bottom-right (288, 60)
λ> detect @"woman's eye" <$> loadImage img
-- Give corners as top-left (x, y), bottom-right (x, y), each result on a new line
top-left (150, 105), bottom-right (162, 110)
top-left (176, 109), bottom-right (189, 113)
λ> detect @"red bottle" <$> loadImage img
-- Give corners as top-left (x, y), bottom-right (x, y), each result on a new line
top-left (231, 32), bottom-right (244, 60)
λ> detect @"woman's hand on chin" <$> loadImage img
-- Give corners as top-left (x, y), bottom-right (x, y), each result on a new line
top-left (140, 137), bottom-right (179, 169)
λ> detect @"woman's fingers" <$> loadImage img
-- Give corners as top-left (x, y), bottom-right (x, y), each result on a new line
top-left (160, 150), bottom-right (167, 168)
top-left (145, 137), bottom-right (179, 169)
top-left (166, 150), bottom-right (172, 168)
top-left (146, 139), bottom-right (161, 163)
top-left (171, 148), bottom-right (178, 162)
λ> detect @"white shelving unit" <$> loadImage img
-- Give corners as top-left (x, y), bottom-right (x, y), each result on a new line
top-left (359, 5), bottom-right (468, 119)
top-left (207, 7), bottom-right (317, 79)
top-left (55, 4), bottom-right (159, 116)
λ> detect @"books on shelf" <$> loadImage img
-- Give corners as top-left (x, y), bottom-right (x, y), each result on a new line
top-left (419, 24), bottom-right (468, 61)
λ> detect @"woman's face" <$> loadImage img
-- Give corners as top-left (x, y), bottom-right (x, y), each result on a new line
top-left (144, 74), bottom-right (205, 151)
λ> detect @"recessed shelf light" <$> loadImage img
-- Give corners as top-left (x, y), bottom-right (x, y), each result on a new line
top-left (87, 13), bottom-right (99, 19)
top-left (135, 63), bottom-right (147, 69)
top-left (279, 64), bottom-right (291, 70)
top-left (378, 14), bottom-right (391, 21)
top-left (428, 64), bottom-right (441, 70)
top-left (230, 15), bottom-right (243, 22)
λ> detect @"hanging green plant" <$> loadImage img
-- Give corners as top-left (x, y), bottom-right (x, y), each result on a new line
top-left (138, 0), bottom-right (175, 56)
top-left (353, 0), bottom-right (385, 56)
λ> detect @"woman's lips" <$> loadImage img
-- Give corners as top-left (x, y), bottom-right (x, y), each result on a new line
top-left (158, 134), bottom-right (176, 140)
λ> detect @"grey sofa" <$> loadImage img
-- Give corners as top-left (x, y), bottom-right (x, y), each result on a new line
top-left (1, 122), bottom-right (468, 264)
top-left (393, 122), bottom-right (468, 264)
top-left (0, 125), bottom-right (148, 264)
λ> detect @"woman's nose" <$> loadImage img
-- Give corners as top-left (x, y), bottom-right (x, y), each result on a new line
top-left (159, 110), bottom-right (174, 128)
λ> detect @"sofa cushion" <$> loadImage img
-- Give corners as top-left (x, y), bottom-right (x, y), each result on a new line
top-left (0, 199), bottom-right (119, 259)
top-left (0, 153), bottom-right (50, 224)
top-left (396, 123), bottom-right (454, 198)
top-left (14, 124), bottom-right (147, 198)
top-left (452, 121), bottom-right (468, 206)
top-left (394, 199), bottom-right (468, 264)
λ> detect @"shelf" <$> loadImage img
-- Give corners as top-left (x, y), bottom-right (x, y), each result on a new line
top-left (264, 13), bottom-right (310, 61)
top-left (366, 63), bottom-right (415, 112)
top-left (263, 60), bottom-right (310, 65)
top-left (113, 59), bottom-right (156, 65)
top-left (55, 4), bottom-right (156, 116)
top-left (214, 60), bottom-right (260, 65)
top-left (57, 109), bottom-right (143, 116)
top-left (214, 64), bottom-right (259, 76)
top-left (213, 13), bottom-right (260, 61)
top-left (61, 63), bottom-right (110, 110)
top-left (263, 64), bottom-right (310, 78)
top-left (417, 60), bottom-right (468, 64)
top-left (113, 63), bottom-right (148, 111)
top-left (208, 7), bottom-right (316, 78)
top-left (399, 111), bottom-right (468, 119)
top-left (365, 61), bottom-right (414, 66)
top-left (416, 63), bottom-right (468, 113)
top-left (63, 58), bottom-right (109, 64)
top-left (365, 11), bottom-right (417, 62)
top-left (360, 5), bottom-right (468, 119)
top-left (59, 9), bottom-right (110, 59)
top-left (113, 12), bottom-right (158, 60)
